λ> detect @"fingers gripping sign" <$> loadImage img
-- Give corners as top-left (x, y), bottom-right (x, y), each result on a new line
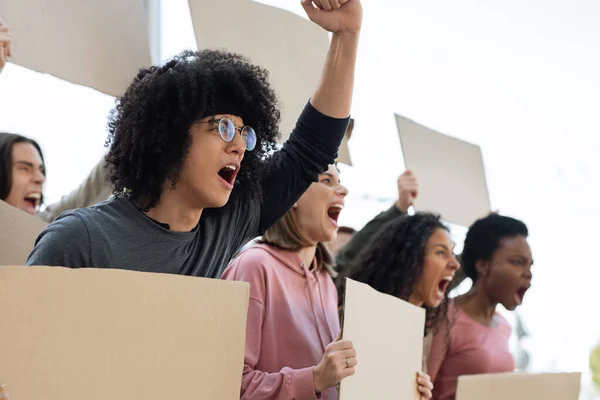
top-left (313, 339), bottom-right (358, 394)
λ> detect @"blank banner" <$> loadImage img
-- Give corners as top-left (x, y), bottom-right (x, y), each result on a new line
top-left (1, 0), bottom-right (152, 96)
top-left (0, 200), bottom-right (47, 265)
top-left (0, 266), bottom-right (250, 399)
top-left (456, 372), bottom-right (581, 400)
top-left (340, 278), bottom-right (425, 400)
top-left (396, 114), bottom-right (491, 227)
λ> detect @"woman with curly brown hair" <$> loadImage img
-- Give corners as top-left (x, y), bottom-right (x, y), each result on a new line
top-left (27, 0), bottom-right (363, 278)
top-left (336, 212), bottom-right (460, 400)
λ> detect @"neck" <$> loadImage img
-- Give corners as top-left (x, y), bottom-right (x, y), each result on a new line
top-left (144, 187), bottom-right (203, 232)
top-left (297, 245), bottom-right (317, 270)
top-left (459, 283), bottom-right (497, 322)
top-left (408, 293), bottom-right (424, 308)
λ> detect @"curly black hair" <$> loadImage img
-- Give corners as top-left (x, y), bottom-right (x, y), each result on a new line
top-left (336, 212), bottom-right (450, 336)
top-left (462, 213), bottom-right (529, 282)
top-left (105, 49), bottom-right (280, 211)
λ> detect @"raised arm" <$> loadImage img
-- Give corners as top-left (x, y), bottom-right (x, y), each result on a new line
top-left (336, 170), bottom-right (418, 269)
top-left (258, 0), bottom-right (362, 233)
top-left (305, 0), bottom-right (361, 118)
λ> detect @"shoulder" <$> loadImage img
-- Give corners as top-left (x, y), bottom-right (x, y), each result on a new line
top-left (222, 244), bottom-right (282, 302)
top-left (42, 209), bottom-right (90, 238)
top-left (27, 209), bottom-right (91, 266)
top-left (223, 244), bottom-right (280, 281)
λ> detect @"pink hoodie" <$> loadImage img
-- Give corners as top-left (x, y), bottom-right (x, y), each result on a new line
top-left (221, 243), bottom-right (340, 400)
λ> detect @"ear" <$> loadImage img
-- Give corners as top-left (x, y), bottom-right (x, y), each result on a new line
top-left (475, 259), bottom-right (491, 279)
top-left (292, 202), bottom-right (299, 209)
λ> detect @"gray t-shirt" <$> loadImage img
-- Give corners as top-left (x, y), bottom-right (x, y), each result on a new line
top-left (26, 102), bottom-right (348, 278)
top-left (27, 195), bottom-right (258, 277)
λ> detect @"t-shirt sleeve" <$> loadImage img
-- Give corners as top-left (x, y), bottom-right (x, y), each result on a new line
top-left (258, 101), bottom-right (349, 234)
top-left (26, 211), bottom-right (92, 267)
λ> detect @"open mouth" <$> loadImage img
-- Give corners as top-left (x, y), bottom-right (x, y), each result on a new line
top-left (327, 203), bottom-right (343, 226)
top-left (515, 286), bottom-right (529, 305)
top-left (436, 276), bottom-right (453, 296)
top-left (218, 164), bottom-right (239, 187)
top-left (23, 192), bottom-right (41, 213)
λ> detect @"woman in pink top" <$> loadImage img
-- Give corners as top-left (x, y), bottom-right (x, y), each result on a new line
top-left (427, 214), bottom-right (534, 400)
top-left (337, 212), bottom-right (461, 400)
top-left (222, 164), bottom-right (355, 399)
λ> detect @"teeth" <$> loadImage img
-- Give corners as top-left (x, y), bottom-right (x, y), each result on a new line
top-left (25, 193), bottom-right (41, 200)
top-left (330, 204), bottom-right (344, 210)
top-left (442, 276), bottom-right (453, 282)
top-left (224, 165), bottom-right (237, 171)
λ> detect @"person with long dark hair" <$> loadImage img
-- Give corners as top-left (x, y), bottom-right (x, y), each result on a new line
top-left (337, 212), bottom-right (460, 400)
top-left (0, 132), bottom-right (111, 222)
top-left (427, 213), bottom-right (533, 400)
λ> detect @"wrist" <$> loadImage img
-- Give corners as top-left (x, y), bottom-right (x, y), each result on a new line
top-left (313, 366), bottom-right (325, 394)
top-left (395, 199), bottom-right (407, 213)
top-left (331, 30), bottom-right (361, 42)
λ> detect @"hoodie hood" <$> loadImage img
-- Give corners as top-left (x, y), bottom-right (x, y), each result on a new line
top-left (251, 243), bottom-right (313, 276)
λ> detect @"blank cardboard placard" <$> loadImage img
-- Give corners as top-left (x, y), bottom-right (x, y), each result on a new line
top-left (188, 0), bottom-right (351, 161)
top-left (456, 372), bottom-right (581, 400)
top-left (0, 200), bottom-right (47, 265)
top-left (1, 0), bottom-right (151, 96)
top-left (340, 278), bottom-right (425, 400)
top-left (0, 266), bottom-right (250, 400)
top-left (395, 114), bottom-right (491, 227)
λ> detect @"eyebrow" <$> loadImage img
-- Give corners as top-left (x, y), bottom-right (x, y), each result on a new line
top-left (433, 243), bottom-right (456, 251)
top-left (15, 160), bottom-right (45, 174)
top-left (15, 160), bottom-right (35, 167)
top-left (511, 255), bottom-right (534, 265)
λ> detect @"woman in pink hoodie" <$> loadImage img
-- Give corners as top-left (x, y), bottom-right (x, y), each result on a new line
top-left (222, 164), bottom-right (353, 399)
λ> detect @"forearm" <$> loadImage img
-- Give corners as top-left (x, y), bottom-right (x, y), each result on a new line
top-left (310, 32), bottom-right (360, 118)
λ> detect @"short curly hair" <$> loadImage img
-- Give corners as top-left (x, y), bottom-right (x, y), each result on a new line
top-left (105, 49), bottom-right (280, 211)
top-left (462, 213), bottom-right (528, 282)
top-left (336, 212), bottom-right (450, 336)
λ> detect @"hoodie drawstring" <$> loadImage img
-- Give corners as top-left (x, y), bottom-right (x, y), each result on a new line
top-left (302, 261), bottom-right (334, 352)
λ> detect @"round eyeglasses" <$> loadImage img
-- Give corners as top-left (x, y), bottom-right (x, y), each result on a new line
top-left (196, 117), bottom-right (257, 151)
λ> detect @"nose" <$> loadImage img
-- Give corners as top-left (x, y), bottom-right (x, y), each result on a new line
top-left (226, 130), bottom-right (246, 156)
top-left (337, 183), bottom-right (349, 197)
top-left (449, 255), bottom-right (460, 271)
top-left (34, 169), bottom-right (46, 185)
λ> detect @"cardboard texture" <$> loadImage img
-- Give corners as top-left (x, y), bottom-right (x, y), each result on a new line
top-left (188, 0), bottom-right (351, 163)
top-left (456, 372), bottom-right (582, 400)
top-left (395, 114), bottom-right (491, 227)
top-left (0, 200), bottom-right (47, 265)
top-left (340, 278), bottom-right (425, 400)
top-left (1, 0), bottom-right (152, 96)
top-left (0, 266), bottom-right (250, 399)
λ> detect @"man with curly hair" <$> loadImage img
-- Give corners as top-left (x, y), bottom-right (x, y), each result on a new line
top-left (27, 0), bottom-right (362, 279)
